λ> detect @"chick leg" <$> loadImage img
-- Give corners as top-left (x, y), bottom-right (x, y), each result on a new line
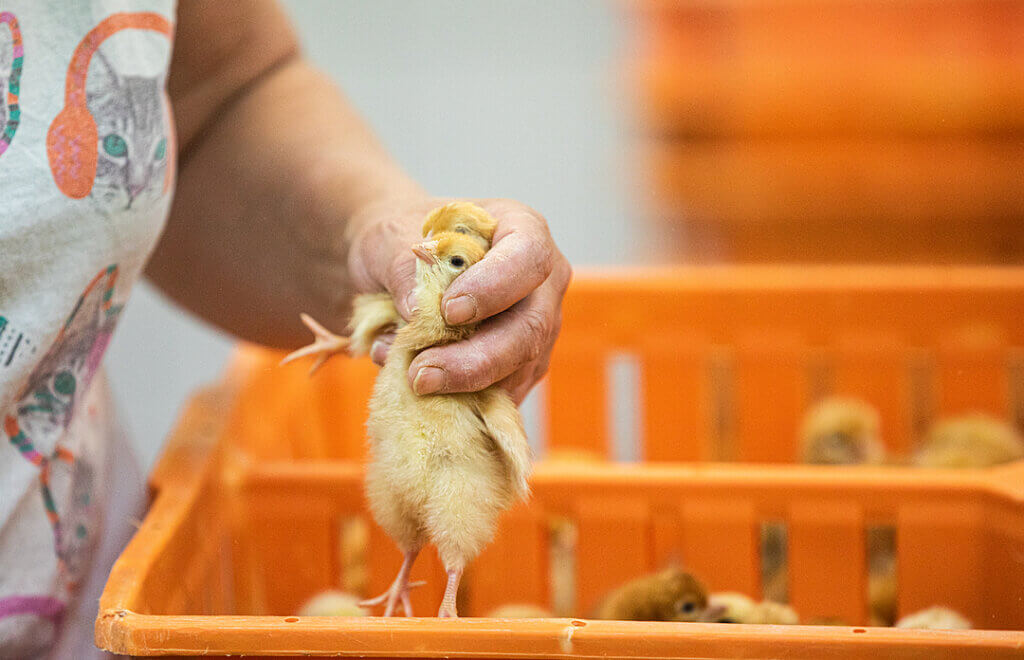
top-left (359, 549), bottom-right (423, 616)
top-left (437, 568), bottom-right (463, 618)
top-left (280, 314), bottom-right (348, 374)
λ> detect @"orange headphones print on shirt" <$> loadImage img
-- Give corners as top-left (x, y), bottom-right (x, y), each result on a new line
top-left (47, 12), bottom-right (173, 199)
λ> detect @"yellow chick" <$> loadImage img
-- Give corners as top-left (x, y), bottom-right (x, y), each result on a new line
top-left (355, 231), bottom-right (531, 617)
top-left (800, 397), bottom-right (886, 465)
top-left (593, 567), bottom-right (713, 622)
top-left (896, 606), bottom-right (972, 630)
top-left (486, 604), bottom-right (554, 618)
top-left (421, 201), bottom-right (498, 249)
top-left (706, 592), bottom-right (799, 625)
top-left (297, 590), bottom-right (369, 617)
top-left (913, 414), bottom-right (1024, 468)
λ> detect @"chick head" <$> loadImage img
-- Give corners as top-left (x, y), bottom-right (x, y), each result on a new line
top-left (411, 231), bottom-right (487, 296)
top-left (914, 414), bottom-right (1024, 468)
top-left (422, 201), bottom-right (498, 248)
top-left (651, 567), bottom-right (710, 622)
top-left (800, 396), bottom-right (885, 465)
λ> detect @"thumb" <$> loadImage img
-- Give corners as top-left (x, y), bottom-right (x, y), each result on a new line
top-left (382, 251), bottom-right (418, 321)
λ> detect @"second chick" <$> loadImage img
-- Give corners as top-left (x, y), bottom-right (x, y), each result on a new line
top-left (593, 568), bottom-right (714, 622)
top-left (800, 396), bottom-right (886, 465)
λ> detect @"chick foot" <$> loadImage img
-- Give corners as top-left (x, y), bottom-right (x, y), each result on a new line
top-left (280, 313), bottom-right (349, 374)
top-left (359, 550), bottom-right (423, 616)
top-left (437, 568), bottom-right (463, 618)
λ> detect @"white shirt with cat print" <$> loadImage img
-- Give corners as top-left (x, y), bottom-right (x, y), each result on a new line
top-left (0, 1), bottom-right (176, 656)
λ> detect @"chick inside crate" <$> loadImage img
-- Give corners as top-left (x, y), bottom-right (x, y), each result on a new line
top-left (98, 267), bottom-right (1024, 658)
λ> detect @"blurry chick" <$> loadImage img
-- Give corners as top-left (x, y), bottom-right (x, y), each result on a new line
top-left (913, 414), bottom-right (1024, 468)
top-left (800, 397), bottom-right (885, 465)
top-left (298, 590), bottom-right (369, 617)
top-left (486, 603), bottom-right (554, 618)
top-left (896, 606), bottom-right (972, 630)
top-left (357, 230), bottom-right (531, 617)
top-left (706, 592), bottom-right (799, 625)
top-left (422, 201), bottom-right (498, 249)
top-left (593, 567), bottom-right (713, 622)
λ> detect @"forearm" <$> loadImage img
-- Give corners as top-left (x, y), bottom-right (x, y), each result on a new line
top-left (148, 57), bottom-right (423, 347)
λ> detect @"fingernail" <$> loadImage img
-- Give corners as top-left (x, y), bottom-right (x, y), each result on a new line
top-left (370, 339), bottom-right (390, 364)
top-left (405, 291), bottom-right (418, 316)
top-left (413, 366), bottom-right (446, 395)
top-left (444, 295), bottom-right (477, 324)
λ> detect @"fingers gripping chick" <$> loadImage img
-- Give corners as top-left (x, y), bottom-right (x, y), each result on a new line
top-left (284, 201), bottom-right (497, 372)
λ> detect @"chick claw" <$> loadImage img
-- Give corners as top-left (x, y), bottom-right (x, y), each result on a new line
top-left (280, 313), bottom-right (349, 375)
top-left (358, 580), bottom-right (426, 617)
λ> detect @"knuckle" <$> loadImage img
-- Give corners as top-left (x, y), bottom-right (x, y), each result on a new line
top-left (384, 256), bottom-right (414, 295)
top-left (456, 342), bottom-right (502, 390)
top-left (519, 309), bottom-right (550, 362)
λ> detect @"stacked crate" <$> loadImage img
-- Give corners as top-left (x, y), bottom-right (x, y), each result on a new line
top-left (632, 0), bottom-right (1024, 263)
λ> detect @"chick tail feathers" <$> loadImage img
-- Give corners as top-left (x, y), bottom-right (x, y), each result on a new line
top-left (349, 293), bottom-right (403, 356)
top-left (476, 389), bottom-right (532, 501)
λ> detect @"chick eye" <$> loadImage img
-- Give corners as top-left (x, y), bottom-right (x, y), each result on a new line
top-left (455, 226), bottom-right (470, 235)
top-left (449, 256), bottom-right (465, 268)
top-left (680, 601), bottom-right (696, 614)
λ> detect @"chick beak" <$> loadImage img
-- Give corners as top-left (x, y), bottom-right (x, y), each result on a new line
top-left (412, 240), bottom-right (440, 264)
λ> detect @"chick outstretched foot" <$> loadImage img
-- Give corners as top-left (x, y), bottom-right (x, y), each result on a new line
top-left (437, 568), bottom-right (463, 618)
top-left (359, 550), bottom-right (423, 616)
top-left (281, 314), bottom-right (349, 374)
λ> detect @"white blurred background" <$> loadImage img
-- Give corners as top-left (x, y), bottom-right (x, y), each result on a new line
top-left (106, 1), bottom-right (658, 470)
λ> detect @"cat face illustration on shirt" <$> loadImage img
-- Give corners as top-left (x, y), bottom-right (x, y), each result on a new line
top-left (87, 52), bottom-right (169, 210)
top-left (4, 266), bottom-right (122, 592)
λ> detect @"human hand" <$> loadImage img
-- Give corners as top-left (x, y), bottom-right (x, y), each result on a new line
top-left (347, 197), bottom-right (571, 403)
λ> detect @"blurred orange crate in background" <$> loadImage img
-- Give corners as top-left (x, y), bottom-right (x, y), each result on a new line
top-left (97, 268), bottom-right (1024, 658)
top-left (634, 0), bottom-right (1024, 137)
top-left (629, 0), bottom-right (1024, 263)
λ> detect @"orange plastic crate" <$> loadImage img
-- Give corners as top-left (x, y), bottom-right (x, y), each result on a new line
top-left (97, 267), bottom-right (1024, 658)
top-left (631, 0), bottom-right (1024, 137)
top-left (627, 1), bottom-right (1024, 263)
